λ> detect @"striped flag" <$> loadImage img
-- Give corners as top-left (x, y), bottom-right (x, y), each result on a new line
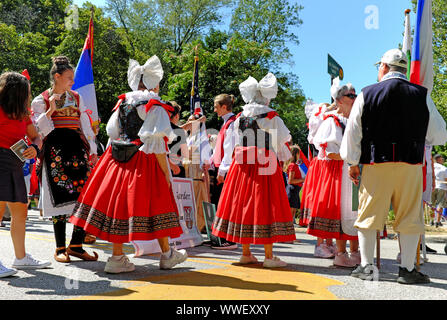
top-left (188, 47), bottom-right (211, 166)
top-left (402, 9), bottom-right (412, 79)
top-left (72, 10), bottom-right (100, 134)
top-left (190, 48), bottom-right (203, 116)
top-left (410, 0), bottom-right (433, 93)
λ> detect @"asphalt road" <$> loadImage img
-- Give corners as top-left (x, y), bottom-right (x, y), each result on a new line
top-left (0, 209), bottom-right (446, 301)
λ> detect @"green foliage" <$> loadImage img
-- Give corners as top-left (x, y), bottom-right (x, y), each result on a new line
top-left (0, 0), bottom-right (308, 147)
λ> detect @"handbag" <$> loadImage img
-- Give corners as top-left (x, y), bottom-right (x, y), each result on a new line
top-left (111, 140), bottom-right (140, 163)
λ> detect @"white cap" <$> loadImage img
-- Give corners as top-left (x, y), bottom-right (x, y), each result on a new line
top-left (375, 49), bottom-right (408, 68)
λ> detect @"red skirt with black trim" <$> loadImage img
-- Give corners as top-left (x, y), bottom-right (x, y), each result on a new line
top-left (300, 158), bottom-right (357, 241)
top-left (69, 146), bottom-right (183, 243)
top-left (211, 146), bottom-right (296, 244)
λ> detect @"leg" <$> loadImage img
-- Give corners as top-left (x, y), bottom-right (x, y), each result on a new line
top-left (67, 224), bottom-right (98, 261)
top-left (7, 202), bottom-right (28, 259)
top-left (52, 215), bottom-right (67, 250)
top-left (0, 201), bottom-right (5, 222)
top-left (357, 228), bottom-right (376, 267)
top-left (112, 243), bottom-right (124, 256)
top-left (157, 237), bottom-right (171, 253)
top-left (264, 244), bottom-right (273, 260)
top-left (349, 239), bottom-right (359, 253)
top-left (242, 243), bottom-right (251, 257)
top-left (336, 239), bottom-right (347, 254)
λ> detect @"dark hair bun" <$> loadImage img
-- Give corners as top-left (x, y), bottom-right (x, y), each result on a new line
top-left (52, 56), bottom-right (70, 66)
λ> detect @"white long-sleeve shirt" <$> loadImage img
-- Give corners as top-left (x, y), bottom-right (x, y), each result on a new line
top-left (216, 112), bottom-right (236, 176)
top-left (31, 91), bottom-right (97, 155)
top-left (106, 90), bottom-right (176, 154)
top-left (340, 81), bottom-right (447, 166)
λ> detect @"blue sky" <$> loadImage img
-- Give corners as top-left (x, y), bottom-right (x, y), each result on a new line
top-left (73, 0), bottom-right (416, 103)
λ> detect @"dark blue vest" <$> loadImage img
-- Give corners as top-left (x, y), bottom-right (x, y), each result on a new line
top-left (360, 77), bottom-right (429, 164)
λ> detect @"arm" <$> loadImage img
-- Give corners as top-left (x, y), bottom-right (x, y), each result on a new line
top-left (23, 123), bottom-right (41, 160)
top-left (31, 95), bottom-right (55, 137)
top-left (155, 153), bottom-right (172, 188)
top-left (287, 169), bottom-right (305, 185)
top-left (218, 121), bottom-right (236, 178)
top-left (340, 92), bottom-right (364, 166)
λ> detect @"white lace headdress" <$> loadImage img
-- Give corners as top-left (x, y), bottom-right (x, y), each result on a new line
top-left (239, 72), bottom-right (278, 104)
top-left (127, 55), bottom-right (164, 92)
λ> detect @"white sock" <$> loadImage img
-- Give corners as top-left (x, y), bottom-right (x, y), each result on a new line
top-left (399, 233), bottom-right (420, 272)
top-left (358, 229), bottom-right (376, 267)
top-left (162, 248), bottom-right (172, 258)
top-left (111, 254), bottom-right (124, 261)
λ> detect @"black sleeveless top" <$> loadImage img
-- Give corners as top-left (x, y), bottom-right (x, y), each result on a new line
top-left (238, 112), bottom-right (274, 150)
top-left (118, 100), bottom-right (147, 141)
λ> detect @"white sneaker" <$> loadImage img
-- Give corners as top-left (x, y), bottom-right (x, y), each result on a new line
top-left (239, 254), bottom-right (258, 264)
top-left (314, 244), bottom-right (335, 258)
top-left (12, 254), bottom-right (51, 269)
top-left (159, 249), bottom-right (188, 270)
top-left (104, 255), bottom-right (135, 274)
top-left (0, 261), bottom-right (17, 278)
top-left (263, 256), bottom-right (287, 268)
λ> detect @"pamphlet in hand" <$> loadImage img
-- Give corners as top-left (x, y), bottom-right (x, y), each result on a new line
top-left (10, 139), bottom-right (28, 162)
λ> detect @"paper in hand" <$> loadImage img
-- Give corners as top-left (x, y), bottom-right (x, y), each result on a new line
top-left (10, 139), bottom-right (28, 162)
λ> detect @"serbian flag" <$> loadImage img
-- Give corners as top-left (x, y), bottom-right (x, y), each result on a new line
top-left (299, 148), bottom-right (310, 175)
top-left (410, 0), bottom-right (433, 93)
top-left (72, 13), bottom-right (100, 134)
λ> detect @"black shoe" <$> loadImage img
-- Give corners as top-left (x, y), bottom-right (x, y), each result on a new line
top-left (422, 244), bottom-right (437, 254)
top-left (430, 220), bottom-right (435, 226)
top-left (435, 222), bottom-right (443, 227)
top-left (0, 221), bottom-right (5, 228)
top-left (351, 264), bottom-right (377, 281)
top-left (397, 267), bottom-right (430, 284)
top-left (211, 240), bottom-right (238, 250)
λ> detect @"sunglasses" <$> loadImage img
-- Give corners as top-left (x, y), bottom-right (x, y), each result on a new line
top-left (344, 93), bottom-right (357, 99)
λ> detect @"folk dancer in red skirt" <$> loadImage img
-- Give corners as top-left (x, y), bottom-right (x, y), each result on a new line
top-left (300, 78), bottom-right (360, 267)
top-left (212, 73), bottom-right (296, 268)
top-left (70, 56), bottom-right (187, 273)
top-left (31, 56), bottom-right (98, 264)
top-left (300, 102), bottom-right (337, 258)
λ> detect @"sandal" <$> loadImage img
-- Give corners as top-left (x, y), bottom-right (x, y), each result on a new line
top-left (54, 247), bottom-right (71, 263)
top-left (83, 233), bottom-right (97, 244)
top-left (67, 245), bottom-right (98, 261)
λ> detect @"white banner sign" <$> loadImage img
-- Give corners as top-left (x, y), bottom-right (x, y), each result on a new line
top-left (131, 178), bottom-right (203, 256)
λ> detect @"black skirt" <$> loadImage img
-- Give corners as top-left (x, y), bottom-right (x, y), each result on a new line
top-left (286, 184), bottom-right (301, 209)
top-left (0, 147), bottom-right (27, 203)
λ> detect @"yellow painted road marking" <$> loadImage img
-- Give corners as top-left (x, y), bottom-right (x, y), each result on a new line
top-left (73, 264), bottom-right (343, 300)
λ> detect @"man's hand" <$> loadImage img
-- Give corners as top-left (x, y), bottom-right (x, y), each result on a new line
top-left (348, 165), bottom-right (360, 186)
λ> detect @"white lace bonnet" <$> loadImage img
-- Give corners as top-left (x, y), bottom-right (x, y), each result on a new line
top-left (127, 55), bottom-right (164, 92)
top-left (239, 72), bottom-right (278, 104)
